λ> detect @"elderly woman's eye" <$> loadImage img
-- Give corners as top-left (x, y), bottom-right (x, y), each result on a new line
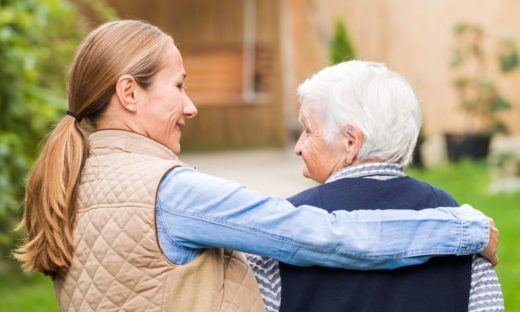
top-left (177, 82), bottom-right (185, 90)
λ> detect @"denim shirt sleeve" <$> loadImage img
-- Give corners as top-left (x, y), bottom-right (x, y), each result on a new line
top-left (156, 167), bottom-right (489, 270)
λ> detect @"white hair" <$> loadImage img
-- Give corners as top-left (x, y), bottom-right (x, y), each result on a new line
top-left (297, 60), bottom-right (423, 167)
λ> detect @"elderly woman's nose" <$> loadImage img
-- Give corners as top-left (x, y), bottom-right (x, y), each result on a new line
top-left (184, 97), bottom-right (197, 118)
top-left (294, 135), bottom-right (304, 156)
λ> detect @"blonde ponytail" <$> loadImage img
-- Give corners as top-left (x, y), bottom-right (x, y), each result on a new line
top-left (14, 117), bottom-right (87, 276)
top-left (14, 20), bottom-right (172, 277)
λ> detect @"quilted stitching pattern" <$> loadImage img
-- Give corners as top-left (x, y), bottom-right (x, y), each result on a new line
top-left (56, 152), bottom-right (177, 311)
top-left (221, 251), bottom-right (265, 312)
top-left (78, 154), bottom-right (159, 208)
top-left (54, 130), bottom-right (265, 312)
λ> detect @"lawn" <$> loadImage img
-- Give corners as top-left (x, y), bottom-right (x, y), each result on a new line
top-left (407, 160), bottom-right (520, 311)
top-left (0, 272), bottom-right (59, 312)
top-left (1, 160), bottom-right (518, 311)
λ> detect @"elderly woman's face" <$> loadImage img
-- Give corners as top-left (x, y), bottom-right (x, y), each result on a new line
top-left (136, 43), bottom-right (197, 154)
top-left (295, 105), bottom-right (347, 183)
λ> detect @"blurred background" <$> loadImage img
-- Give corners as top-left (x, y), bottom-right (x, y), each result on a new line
top-left (1, 0), bottom-right (519, 310)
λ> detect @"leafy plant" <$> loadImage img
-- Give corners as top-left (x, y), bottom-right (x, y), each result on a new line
top-left (0, 0), bottom-right (118, 278)
top-left (330, 19), bottom-right (356, 65)
top-left (0, 0), bottom-right (87, 273)
top-left (449, 22), bottom-right (518, 135)
top-left (498, 39), bottom-right (519, 73)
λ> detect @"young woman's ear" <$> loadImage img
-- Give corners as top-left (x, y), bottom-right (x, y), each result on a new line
top-left (343, 123), bottom-right (364, 166)
top-left (115, 75), bottom-right (138, 113)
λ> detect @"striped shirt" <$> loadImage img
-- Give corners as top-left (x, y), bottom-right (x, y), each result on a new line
top-left (247, 162), bottom-right (504, 312)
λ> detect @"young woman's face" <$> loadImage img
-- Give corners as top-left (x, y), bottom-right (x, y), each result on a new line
top-left (136, 43), bottom-right (197, 154)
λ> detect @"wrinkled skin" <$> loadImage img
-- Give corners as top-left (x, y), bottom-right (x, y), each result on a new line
top-left (294, 105), bottom-right (348, 184)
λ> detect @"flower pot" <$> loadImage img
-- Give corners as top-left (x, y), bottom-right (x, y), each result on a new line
top-left (444, 133), bottom-right (491, 162)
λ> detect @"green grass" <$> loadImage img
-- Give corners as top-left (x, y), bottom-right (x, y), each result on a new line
top-left (1, 160), bottom-right (518, 311)
top-left (407, 160), bottom-right (520, 311)
top-left (0, 272), bottom-right (59, 312)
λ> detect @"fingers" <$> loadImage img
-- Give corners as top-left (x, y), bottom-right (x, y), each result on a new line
top-left (479, 217), bottom-right (499, 266)
top-left (489, 254), bottom-right (499, 267)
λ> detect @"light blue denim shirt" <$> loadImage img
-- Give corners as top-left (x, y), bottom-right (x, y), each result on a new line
top-left (156, 167), bottom-right (489, 269)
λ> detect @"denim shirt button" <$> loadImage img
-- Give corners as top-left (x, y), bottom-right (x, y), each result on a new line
top-left (477, 243), bottom-right (483, 249)
top-left (465, 245), bottom-right (471, 251)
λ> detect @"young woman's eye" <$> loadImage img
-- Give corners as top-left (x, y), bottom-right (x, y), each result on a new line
top-left (177, 82), bottom-right (185, 90)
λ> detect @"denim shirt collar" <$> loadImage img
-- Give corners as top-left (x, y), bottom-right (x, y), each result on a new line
top-left (325, 162), bottom-right (405, 184)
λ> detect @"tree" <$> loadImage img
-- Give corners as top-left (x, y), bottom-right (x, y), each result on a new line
top-left (330, 19), bottom-right (356, 65)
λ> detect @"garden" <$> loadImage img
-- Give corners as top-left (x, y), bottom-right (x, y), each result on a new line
top-left (1, 0), bottom-right (518, 311)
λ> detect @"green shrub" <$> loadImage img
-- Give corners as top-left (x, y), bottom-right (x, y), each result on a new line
top-left (330, 19), bottom-right (356, 65)
top-left (0, 0), bottom-right (85, 274)
top-left (0, 0), bottom-right (118, 276)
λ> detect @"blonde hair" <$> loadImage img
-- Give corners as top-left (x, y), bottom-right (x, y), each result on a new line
top-left (14, 20), bottom-right (173, 277)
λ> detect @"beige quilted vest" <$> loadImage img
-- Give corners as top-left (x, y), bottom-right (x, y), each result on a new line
top-left (53, 130), bottom-right (265, 312)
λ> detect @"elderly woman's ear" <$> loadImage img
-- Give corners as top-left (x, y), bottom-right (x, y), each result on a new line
top-left (342, 123), bottom-right (363, 166)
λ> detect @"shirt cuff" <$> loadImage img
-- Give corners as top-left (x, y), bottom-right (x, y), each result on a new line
top-left (453, 204), bottom-right (489, 255)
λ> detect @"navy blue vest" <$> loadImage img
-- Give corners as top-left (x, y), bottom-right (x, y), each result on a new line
top-left (280, 176), bottom-right (472, 312)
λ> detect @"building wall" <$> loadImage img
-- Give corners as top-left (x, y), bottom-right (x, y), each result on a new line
top-left (80, 0), bottom-right (286, 149)
top-left (74, 0), bottom-right (520, 145)
top-left (298, 0), bottom-right (520, 136)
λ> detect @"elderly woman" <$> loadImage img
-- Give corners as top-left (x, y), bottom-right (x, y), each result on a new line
top-left (247, 61), bottom-right (503, 312)
top-left (15, 21), bottom-right (497, 312)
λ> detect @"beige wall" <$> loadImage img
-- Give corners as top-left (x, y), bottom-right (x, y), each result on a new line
top-left (75, 0), bottom-right (520, 145)
top-left (299, 0), bottom-right (520, 136)
top-left (84, 0), bottom-right (286, 149)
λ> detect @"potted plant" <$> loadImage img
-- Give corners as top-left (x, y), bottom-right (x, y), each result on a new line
top-left (446, 22), bottom-right (517, 162)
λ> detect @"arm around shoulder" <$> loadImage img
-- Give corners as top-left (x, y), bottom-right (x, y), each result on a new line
top-left (156, 168), bottom-right (491, 269)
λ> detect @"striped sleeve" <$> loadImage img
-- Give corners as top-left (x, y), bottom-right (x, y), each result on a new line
top-left (468, 255), bottom-right (504, 312)
top-left (246, 254), bottom-right (282, 312)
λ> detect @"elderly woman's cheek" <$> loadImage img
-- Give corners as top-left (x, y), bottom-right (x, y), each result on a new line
top-left (303, 140), bottom-right (322, 180)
